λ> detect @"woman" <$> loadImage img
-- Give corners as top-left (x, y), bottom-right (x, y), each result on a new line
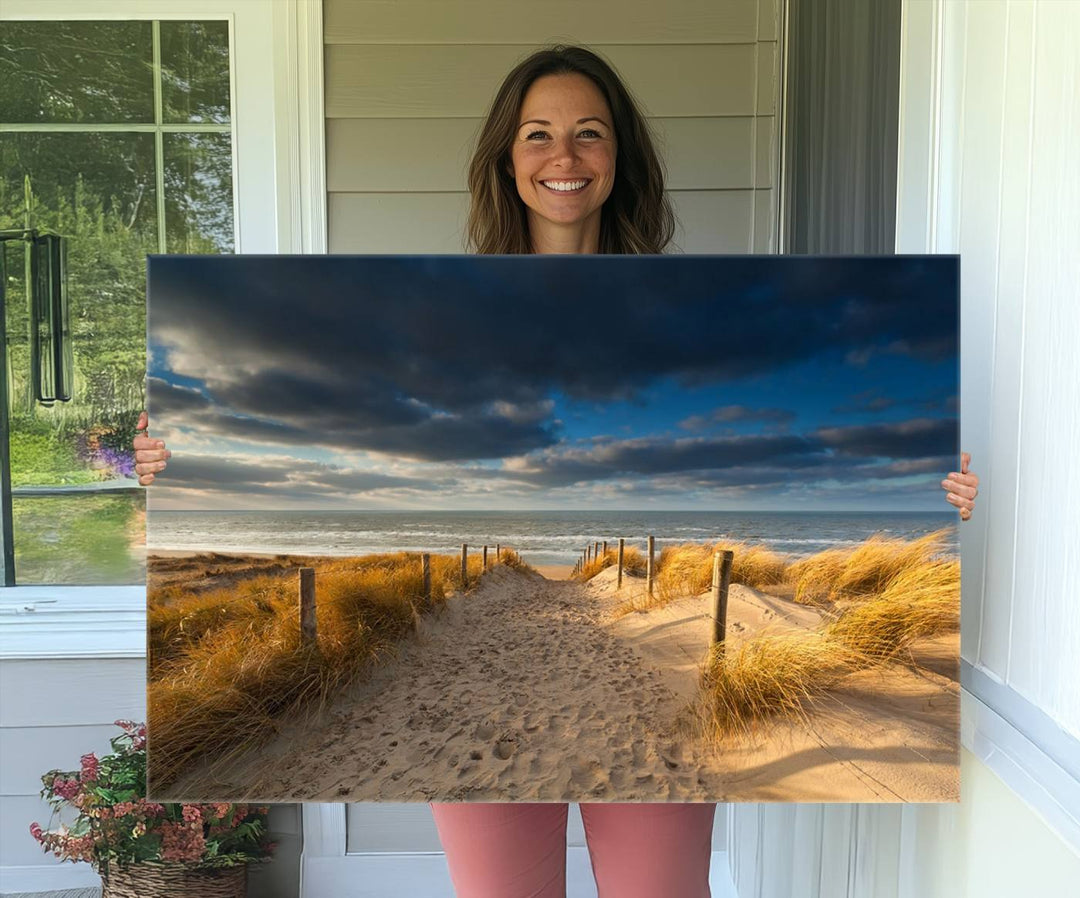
top-left (134, 45), bottom-right (979, 898)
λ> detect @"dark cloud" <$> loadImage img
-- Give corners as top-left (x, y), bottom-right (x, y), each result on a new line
top-left (148, 255), bottom-right (957, 461)
top-left (815, 418), bottom-right (957, 459)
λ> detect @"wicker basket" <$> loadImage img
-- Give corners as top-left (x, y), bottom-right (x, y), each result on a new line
top-left (101, 861), bottom-right (247, 898)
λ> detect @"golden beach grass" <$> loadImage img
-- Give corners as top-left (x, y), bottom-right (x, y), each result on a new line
top-left (788, 528), bottom-right (951, 605)
top-left (697, 631), bottom-right (864, 741)
top-left (575, 545), bottom-right (647, 581)
top-left (147, 551), bottom-right (491, 791)
top-left (824, 559), bottom-right (960, 662)
top-left (655, 541), bottom-right (789, 603)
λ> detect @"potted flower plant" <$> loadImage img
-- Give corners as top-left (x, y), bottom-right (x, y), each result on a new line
top-left (30, 720), bottom-right (275, 897)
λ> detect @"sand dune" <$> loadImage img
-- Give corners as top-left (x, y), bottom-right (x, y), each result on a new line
top-left (157, 563), bottom-right (958, 804)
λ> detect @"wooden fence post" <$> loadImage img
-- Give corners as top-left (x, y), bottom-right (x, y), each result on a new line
top-left (647, 535), bottom-right (655, 597)
top-left (299, 567), bottom-right (316, 643)
top-left (617, 538), bottom-right (625, 589)
top-left (460, 543), bottom-right (468, 588)
top-left (483, 545), bottom-right (488, 569)
top-left (587, 544), bottom-right (592, 564)
top-left (602, 540), bottom-right (608, 559)
top-left (496, 543), bottom-right (501, 561)
top-left (711, 550), bottom-right (734, 651)
top-left (421, 553), bottom-right (432, 609)
top-left (594, 541), bottom-right (600, 560)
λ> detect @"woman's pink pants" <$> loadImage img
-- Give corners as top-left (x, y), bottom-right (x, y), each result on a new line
top-left (430, 802), bottom-right (717, 898)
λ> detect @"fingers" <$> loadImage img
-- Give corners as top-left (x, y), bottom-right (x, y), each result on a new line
top-left (945, 491), bottom-right (975, 514)
top-left (136, 410), bottom-right (148, 435)
top-left (941, 476), bottom-right (978, 500)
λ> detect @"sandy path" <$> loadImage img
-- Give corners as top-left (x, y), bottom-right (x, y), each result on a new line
top-left (158, 565), bottom-right (959, 804)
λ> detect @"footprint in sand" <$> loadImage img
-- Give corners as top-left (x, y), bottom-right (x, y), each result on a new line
top-left (493, 737), bottom-right (517, 760)
top-left (659, 743), bottom-right (683, 770)
top-left (475, 722), bottom-right (497, 740)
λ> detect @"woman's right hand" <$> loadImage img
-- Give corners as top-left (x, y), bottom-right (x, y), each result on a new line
top-left (133, 411), bottom-right (171, 486)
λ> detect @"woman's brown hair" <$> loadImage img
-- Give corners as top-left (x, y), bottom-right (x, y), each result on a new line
top-left (466, 45), bottom-right (676, 255)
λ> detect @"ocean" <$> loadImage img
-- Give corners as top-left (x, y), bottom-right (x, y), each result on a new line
top-left (148, 510), bottom-right (958, 566)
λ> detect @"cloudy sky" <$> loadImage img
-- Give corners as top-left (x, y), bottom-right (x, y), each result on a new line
top-left (147, 255), bottom-right (958, 511)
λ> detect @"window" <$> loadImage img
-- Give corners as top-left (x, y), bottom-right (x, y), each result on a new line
top-left (1, 18), bottom-right (234, 585)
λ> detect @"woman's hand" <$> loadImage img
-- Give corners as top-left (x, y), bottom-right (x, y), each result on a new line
top-left (133, 411), bottom-right (171, 486)
top-left (942, 451), bottom-right (979, 521)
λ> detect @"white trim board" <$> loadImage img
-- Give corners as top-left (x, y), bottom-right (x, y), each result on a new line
top-left (961, 685), bottom-right (1080, 855)
top-left (0, 587), bottom-right (145, 660)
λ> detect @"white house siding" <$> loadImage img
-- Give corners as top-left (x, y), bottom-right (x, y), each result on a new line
top-left (728, 1), bottom-right (1080, 895)
top-left (320, 0), bottom-right (782, 857)
top-left (324, 0), bottom-right (780, 255)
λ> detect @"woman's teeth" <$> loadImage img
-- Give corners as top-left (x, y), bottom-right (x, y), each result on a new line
top-left (542, 180), bottom-right (588, 192)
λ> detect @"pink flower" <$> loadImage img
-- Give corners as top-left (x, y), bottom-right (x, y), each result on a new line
top-left (181, 805), bottom-right (202, 824)
top-left (137, 799), bottom-right (166, 818)
top-left (29, 822), bottom-right (43, 842)
top-left (80, 753), bottom-right (99, 782)
top-left (52, 777), bottom-right (80, 800)
top-left (160, 821), bottom-right (206, 863)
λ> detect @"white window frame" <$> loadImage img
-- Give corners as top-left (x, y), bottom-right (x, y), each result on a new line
top-left (0, 0), bottom-right (326, 659)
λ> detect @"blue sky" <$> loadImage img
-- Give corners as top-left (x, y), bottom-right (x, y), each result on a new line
top-left (146, 254), bottom-right (958, 512)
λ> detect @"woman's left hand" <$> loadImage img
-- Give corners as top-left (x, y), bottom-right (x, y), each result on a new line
top-left (942, 451), bottom-right (979, 521)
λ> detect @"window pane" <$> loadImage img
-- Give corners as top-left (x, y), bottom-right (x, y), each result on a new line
top-left (164, 132), bottom-right (235, 253)
top-left (12, 493), bottom-right (146, 585)
top-left (2, 132), bottom-right (156, 585)
top-left (0, 21), bottom-right (154, 124)
top-left (160, 20), bottom-right (232, 124)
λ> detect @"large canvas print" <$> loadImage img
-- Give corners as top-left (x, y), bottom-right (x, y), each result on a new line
top-left (145, 254), bottom-right (960, 803)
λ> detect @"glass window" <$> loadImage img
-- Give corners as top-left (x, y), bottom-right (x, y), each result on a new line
top-left (0, 19), bottom-right (234, 584)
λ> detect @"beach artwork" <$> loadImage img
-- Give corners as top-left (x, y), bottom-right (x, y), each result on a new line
top-left (145, 254), bottom-right (960, 803)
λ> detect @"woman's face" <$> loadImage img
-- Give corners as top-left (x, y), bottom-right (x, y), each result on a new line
top-left (508, 73), bottom-right (617, 239)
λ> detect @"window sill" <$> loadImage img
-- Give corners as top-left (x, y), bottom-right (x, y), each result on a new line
top-left (0, 585), bottom-right (145, 659)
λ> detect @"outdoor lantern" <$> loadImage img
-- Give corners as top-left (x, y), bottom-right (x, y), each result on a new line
top-left (30, 233), bottom-right (73, 404)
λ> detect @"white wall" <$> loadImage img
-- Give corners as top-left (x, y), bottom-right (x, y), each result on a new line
top-left (323, 0), bottom-right (781, 255)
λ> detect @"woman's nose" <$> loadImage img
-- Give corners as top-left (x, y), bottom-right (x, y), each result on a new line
top-left (548, 134), bottom-right (580, 165)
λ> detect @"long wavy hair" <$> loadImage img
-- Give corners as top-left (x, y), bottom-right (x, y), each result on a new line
top-left (466, 45), bottom-right (676, 255)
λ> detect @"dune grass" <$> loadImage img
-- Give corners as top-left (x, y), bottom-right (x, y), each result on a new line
top-left (697, 631), bottom-right (864, 741)
top-left (574, 545), bottom-right (647, 581)
top-left (824, 559), bottom-right (960, 662)
top-left (655, 541), bottom-right (789, 603)
top-left (788, 528), bottom-right (951, 605)
top-left (147, 550), bottom-right (498, 791)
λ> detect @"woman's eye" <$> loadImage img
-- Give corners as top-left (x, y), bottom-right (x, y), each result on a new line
top-left (526, 130), bottom-right (549, 140)
top-left (579, 129), bottom-right (601, 138)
